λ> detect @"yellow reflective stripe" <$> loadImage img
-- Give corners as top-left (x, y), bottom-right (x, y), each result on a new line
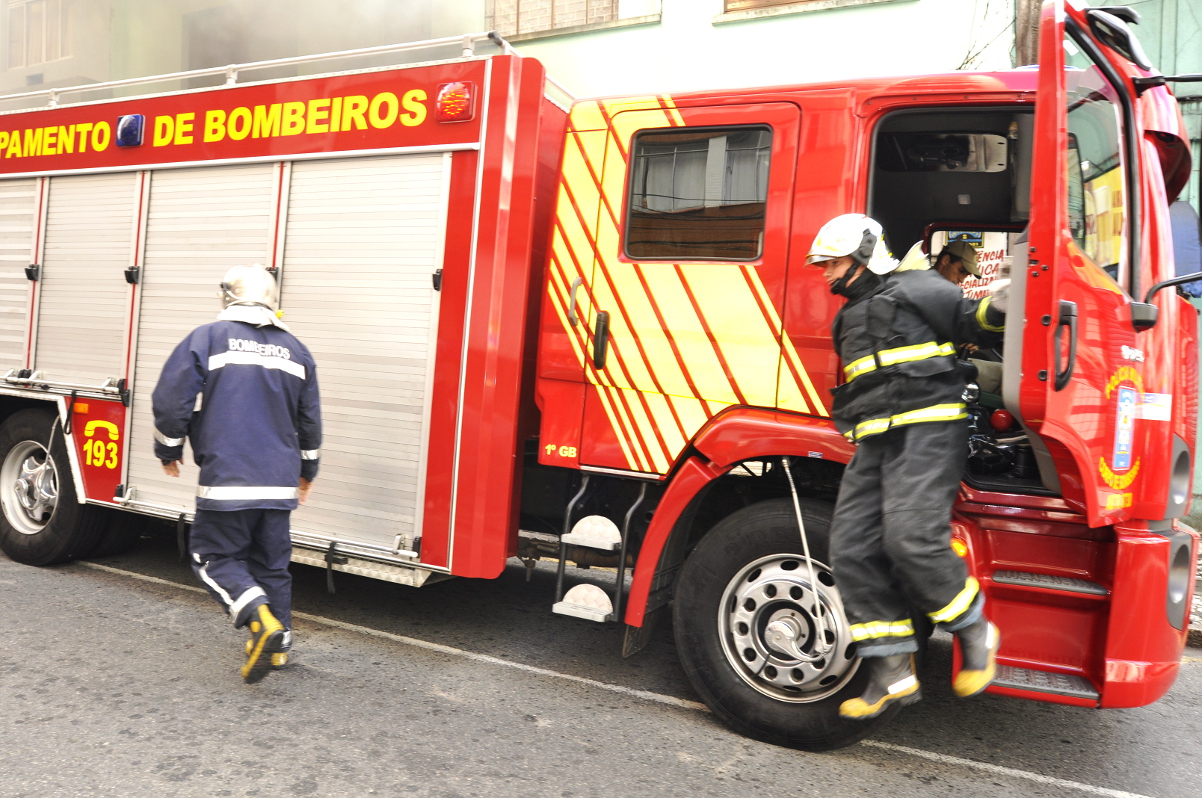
top-left (928, 577), bottom-right (980, 624)
top-left (976, 297), bottom-right (1004, 333)
top-left (890, 403), bottom-right (968, 427)
top-left (849, 619), bottom-right (915, 641)
top-left (853, 417), bottom-right (893, 439)
top-left (843, 341), bottom-right (955, 383)
top-left (843, 354), bottom-right (877, 381)
top-left (851, 402), bottom-right (968, 441)
top-left (877, 341), bottom-right (955, 367)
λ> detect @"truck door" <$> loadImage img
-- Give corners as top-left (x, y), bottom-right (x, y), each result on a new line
top-left (1004, 2), bottom-right (1150, 525)
top-left (574, 102), bottom-right (799, 474)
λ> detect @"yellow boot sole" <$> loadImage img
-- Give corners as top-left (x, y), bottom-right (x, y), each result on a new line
top-left (241, 605), bottom-right (285, 684)
top-left (839, 678), bottom-right (921, 720)
top-left (245, 639), bottom-right (289, 669)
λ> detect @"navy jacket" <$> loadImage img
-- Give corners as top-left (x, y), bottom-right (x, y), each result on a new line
top-left (152, 318), bottom-right (321, 511)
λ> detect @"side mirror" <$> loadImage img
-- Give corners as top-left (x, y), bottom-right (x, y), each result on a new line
top-left (1134, 269), bottom-right (1202, 330)
top-left (1087, 10), bottom-right (1152, 70)
top-left (1130, 302), bottom-right (1159, 331)
top-left (1096, 6), bottom-right (1141, 26)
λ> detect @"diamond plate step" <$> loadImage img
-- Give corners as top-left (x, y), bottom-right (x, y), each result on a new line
top-left (992, 666), bottom-right (1099, 699)
top-left (992, 570), bottom-right (1108, 596)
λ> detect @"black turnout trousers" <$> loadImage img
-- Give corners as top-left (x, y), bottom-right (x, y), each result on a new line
top-left (829, 420), bottom-right (982, 657)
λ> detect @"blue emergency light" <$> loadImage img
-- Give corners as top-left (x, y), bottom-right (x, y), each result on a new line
top-left (115, 114), bottom-right (144, 147)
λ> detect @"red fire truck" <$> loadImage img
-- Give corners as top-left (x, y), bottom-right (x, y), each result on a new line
top-left (0, 1), bottom-right (1197, 750)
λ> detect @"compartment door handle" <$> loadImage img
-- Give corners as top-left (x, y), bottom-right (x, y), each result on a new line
top-left (592, 310), bottom-right (610, 370)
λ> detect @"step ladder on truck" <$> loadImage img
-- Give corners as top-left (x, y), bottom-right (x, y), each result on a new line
top-left (0, 0), bottom-right (1199, 750)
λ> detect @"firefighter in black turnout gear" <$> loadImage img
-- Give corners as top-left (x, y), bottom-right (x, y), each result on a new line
top-left (152, 264), bottom-right (321, 684)
top-left (806, 215), bottom-right (1007, 719)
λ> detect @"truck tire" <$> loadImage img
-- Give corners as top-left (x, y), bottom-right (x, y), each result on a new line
top-left (0, 408), bottom-right (105, 565)
top-left (82, 509), bottom-right (148, 560)
top-left (673, 497), bottom-right (897, 751)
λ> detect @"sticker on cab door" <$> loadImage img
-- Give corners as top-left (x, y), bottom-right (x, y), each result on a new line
top-left (1112, 386), bottom-right (1136, 471)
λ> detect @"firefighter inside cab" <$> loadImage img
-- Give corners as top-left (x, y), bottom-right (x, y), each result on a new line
top-left (806, 214), bottom-right (1009, 719)
top-left (152, 264), bottom-right (322, 683)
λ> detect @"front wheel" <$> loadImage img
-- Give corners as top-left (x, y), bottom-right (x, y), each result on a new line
top-left (673, 498), bottom-right (896, 750)
top-left (0, 408), bottom-right (105, 565)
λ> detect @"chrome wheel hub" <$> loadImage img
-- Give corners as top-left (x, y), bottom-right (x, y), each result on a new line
top-left (1, 440), bottom-right (58, 535)
top-left (719, 554), bottom-right (858, 703)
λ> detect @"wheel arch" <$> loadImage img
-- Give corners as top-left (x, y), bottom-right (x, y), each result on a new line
top-left (0, 392), bottom-right (87, 505)
top-left (624, 407), bottom-right (851, 627)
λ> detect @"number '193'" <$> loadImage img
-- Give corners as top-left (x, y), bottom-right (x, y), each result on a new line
top-left (84, 438), bottom-right (118, 469)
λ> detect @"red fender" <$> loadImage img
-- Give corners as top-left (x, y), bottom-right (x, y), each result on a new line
top-left (623, 407), bottom-right (854, 626)
top-left (692, 406), bottom-right (855, 467)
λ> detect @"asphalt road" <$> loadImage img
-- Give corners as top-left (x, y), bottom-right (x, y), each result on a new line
top-left (1, 527), bottom-right (1199, 798)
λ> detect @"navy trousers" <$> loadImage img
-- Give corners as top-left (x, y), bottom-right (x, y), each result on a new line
top-left (190, 508), bottom-right (293, 630)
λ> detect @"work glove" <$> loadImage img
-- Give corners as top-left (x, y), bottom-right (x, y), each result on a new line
top-left (988, 256), bottom-right (1011, 313)
top-left (988, 278), bottom-right (1011, 314)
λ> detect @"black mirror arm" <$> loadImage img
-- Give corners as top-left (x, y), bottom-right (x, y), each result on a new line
top-left (1143, 270), bottom-right (1202, 304)
top-left (1133, 73), bottom-right (1202, 96)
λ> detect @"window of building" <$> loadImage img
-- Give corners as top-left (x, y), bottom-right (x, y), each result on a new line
top-left (488, 0), bottom-right (626, 37)
top-left (1064, 32), bottom-right (1128, 287)
top-left (625, 127), bottom-right (772, 261)
top-left (7, 0), bottom-right (71, 70)
top-left (723, 0), bottom-right (808, 11)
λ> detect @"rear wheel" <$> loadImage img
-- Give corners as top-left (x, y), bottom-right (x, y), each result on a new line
top-left (673, 498), bottom-right (897, 751)
top-left (0, 408), bottom-right (105, 565)
top-left (82, 510), bottom-right (149, 559)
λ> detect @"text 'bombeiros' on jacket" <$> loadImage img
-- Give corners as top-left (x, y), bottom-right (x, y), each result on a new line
top-left (151, 318), bottom-right (322, 511)
top-left (831, 268), bottom-right (1005, 442)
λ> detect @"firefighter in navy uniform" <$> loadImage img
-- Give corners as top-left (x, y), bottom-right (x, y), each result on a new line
top-left (153, 263), bottom-right (321, 684)
top-left (805, 214), bottom-right (1008, 719)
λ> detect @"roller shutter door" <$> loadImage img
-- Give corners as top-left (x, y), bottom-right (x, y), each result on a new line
top-left (33, 174), bottom-right (136, 384)
top-left (125, 165), bottom-right (276, 512)
top-left (281, 153), bottom-right (447, 551)
top-left (0, 178), bottom-right (37, 372)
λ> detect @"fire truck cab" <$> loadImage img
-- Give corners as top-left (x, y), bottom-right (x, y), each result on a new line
top-left (0, 1), bottom-right (1196, 752)
top-left (530, 0), bottom-right (1199, 748)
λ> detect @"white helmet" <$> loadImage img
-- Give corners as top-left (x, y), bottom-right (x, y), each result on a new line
top-left (219, 263), bottom-right (278, 311)
top-left (806, 214), bottom-right (897, 274)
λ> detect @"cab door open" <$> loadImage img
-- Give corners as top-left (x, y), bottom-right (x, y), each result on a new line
top-left (1004, 1), bottom-right (1154, 526)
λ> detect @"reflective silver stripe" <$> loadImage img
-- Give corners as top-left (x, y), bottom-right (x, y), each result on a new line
top-left (198, 562), bottom-right (233, 607)
top-left (154, 427), bottom-right (185, 447)
top-left (208, 350), bottom-right (306, 380)
top-left (197, 486), bottom-right (300, 500)
top-left (229, 586), bottom-right (267, 623)
top-left (300, 448), bottom-right (320, 461)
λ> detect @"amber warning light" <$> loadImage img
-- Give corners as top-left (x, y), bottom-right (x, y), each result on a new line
top-left (436, 82), bottom-right (476, 122)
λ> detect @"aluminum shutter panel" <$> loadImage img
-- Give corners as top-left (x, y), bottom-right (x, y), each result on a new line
top-left (281, 154), bottom-right (447, 552)
top-left (33, 174), bottom-right (136, 384)
top-left (126, 164), bottom-right (275, 513)
top-left (0, 178), bottom-right (37, 371)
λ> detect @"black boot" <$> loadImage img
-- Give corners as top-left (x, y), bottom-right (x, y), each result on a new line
top-left (953, 618), bottom-right (999, 697)
top-left (839, 654), bottom-right (921, 719)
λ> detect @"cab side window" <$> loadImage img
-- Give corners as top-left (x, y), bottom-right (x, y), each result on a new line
top-left (625, 126), bottom-right (771, 261)
top-left (1064, 35), bottom-right (1128, 287)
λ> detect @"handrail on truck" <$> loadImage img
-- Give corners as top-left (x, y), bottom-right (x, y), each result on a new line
top-left (0, 32), bottom-right (511, 109)
top-left (1, 369), bottom-right (121, 397)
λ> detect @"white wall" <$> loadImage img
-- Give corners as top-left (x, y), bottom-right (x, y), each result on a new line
top-left (513, 0), bottom-right (1016, 99)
